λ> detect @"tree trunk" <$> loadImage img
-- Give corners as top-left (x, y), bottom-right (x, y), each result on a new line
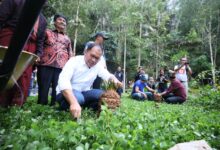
top-left (207, 19), bottom-right (216, 86)
top-left (155, 12), bottom-right (161, 78)
top-left (123, 31), bottom-right (127, 93)
top-left (73, 0), bottom-right (80, 56)
top-left (214, 9), bottom-right (220, 68)
top-left (138, 23), bottom-right (142, 67)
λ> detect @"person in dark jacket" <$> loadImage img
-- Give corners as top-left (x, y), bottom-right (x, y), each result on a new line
top-left (114, 66), bottom-right (124, 97)
top-left (134, 66), bottom-right (145, 82)
top-left (156, 69), bottom-right (169, 93)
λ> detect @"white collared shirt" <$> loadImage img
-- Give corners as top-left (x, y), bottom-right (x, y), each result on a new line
top-left (56, 55), bottom-right (113, 93)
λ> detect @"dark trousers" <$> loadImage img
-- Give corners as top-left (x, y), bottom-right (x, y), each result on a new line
top-left (163, 94), bottom-right (185, 104)
top-left (37, 66), bottom-right (61, 105)
top-left (116, 88), bottom-right (123, 97)
top-left (56, 89), bottom-right (104, 111)
top-left (93, 76), bottom-right (102, 89)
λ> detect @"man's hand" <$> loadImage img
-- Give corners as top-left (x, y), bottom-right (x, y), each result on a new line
top-left (156, 93), bottom-right (162, 97)
top-left (141, 92), bottom-right (147, 98)
top-left (109, 76), bottom-right (123, 88)
top-left (116, 81), bottom-right (123, 88)
top-left (154, 93), bottom-right (162, 102)
top-left (69, 102), bottom-right (81, 119)
top-left (62, 89), bottom-right (82, 119)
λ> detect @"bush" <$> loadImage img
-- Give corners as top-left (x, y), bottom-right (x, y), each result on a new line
top-left (188, 86), bottom-right (220, 110)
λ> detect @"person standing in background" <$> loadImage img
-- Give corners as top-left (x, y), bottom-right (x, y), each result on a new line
top-left (114, 66), bottom-right (124, 97)
top-left (37, 14), bottom-right (72, 106)
top-left (0, 0), bottom-right (47, 106)
top-left (88, 32), bottom-right (109, 89)
top-left (174, 57), bottom-right (192, 97)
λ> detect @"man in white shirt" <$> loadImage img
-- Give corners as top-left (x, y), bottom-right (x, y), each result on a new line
top-left (174, 57), bottom-right (192, 96)
top-left (56, 42), bottom-right (122, 119)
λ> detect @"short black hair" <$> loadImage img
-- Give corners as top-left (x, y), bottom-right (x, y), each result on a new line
top-left (53, 14), bottom-right (67, 23)
top-left (84, 42), bottom-right (103, 54)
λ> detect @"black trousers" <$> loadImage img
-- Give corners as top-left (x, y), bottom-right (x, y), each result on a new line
top-left (93, 76), bottom-right (102, 89)
top-left (37, 66), bottom-right (61, 105)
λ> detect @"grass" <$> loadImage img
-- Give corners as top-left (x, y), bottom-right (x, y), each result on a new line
top-left (0, 91), bottom-right (219, 150)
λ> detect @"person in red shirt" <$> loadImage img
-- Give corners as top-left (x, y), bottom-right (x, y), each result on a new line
top-left (37, 14), bottom-right (72, 106)
top-left (156, 71), bottom-right (186, 104)
top-left (0, 0), bottom-right (47, 106)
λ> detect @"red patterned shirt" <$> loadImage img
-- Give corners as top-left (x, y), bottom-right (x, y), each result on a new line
top-left (40, 29), bottom-right (72, 69)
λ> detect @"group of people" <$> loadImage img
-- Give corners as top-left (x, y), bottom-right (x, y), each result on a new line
top-left (0, 0), bottom-right (122, 119)
top-left (131, 57), bottom-right (192, 104)
top-left (0, 0), bottom-right (192, 120)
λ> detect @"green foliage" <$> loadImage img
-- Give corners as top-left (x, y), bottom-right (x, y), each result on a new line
top-left (170, 50), bottom-right (188, 63)
top-left (195, 70), bottom-right (220, 86)
top-left (185, 28), bottom-right (200, 42)
top-left (102, 81), bottom-right (117, 90)
top-left (191, 55), bottom-right (211, 75)
top-left (0, 92), bottom-right (220, 149)
top-left (188, 86), bottom-right (220, 110)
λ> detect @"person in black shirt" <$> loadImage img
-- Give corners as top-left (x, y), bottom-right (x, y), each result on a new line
top-left (114, 66), bottom-right (124, 97)
top-left (156, 69), bottom-right (169, 93)
top-left (134, 66), bottom-right (145, 82)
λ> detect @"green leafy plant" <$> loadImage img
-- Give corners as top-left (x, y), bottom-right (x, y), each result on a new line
top-left (0, 90), bottom-right (219, 150)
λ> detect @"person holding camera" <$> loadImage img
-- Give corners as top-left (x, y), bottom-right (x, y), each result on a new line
top-left (156, 69), bottom-right (169, 93)
top-left (174, 57), bottom-right (192, 96)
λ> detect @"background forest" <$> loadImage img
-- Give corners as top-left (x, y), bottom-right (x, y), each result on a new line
top-left (1, 1), bottom-right (220, 149)
top-left (42, 0), bottom-right (220, 84)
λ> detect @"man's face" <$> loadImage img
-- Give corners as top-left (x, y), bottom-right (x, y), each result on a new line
top-left (95, 36), bottom-right (104, 44)
top-left (180, 58), bottom-right (187, 65)
top-left (84, 46), bottom-right (102, 68)
top-left (54, 17), bottom-right (67, 32)
top-left (160, 70), bottom-right (164, 75)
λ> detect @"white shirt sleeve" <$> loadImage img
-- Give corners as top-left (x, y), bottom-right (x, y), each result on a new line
top-left (97, 64), bottom-right (113, 81)
top-left (57, 57), bottom-right (76, 92)
top-left (99, 56), bottom-right (107, 68)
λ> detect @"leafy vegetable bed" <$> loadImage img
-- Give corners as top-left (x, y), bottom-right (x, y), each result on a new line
top-left (0, 92), bottom-right (219, 150)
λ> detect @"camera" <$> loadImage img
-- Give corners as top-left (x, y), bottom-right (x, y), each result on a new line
top-left (185, 62), bottom-right (189, 65)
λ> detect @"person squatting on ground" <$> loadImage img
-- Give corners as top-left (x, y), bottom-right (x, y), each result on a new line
top-left (147, 76), bottom-right (156, 90)
top-left (0, 0), bottom-right (47, 106)
top-left (155, 71), bottom-right (186, 104)
top-left (56, 42), bottom-right (122, 119)
top-left (131, 74), bottom-right (156, 101)
top-left (37, 14), bottom-right (72, 106)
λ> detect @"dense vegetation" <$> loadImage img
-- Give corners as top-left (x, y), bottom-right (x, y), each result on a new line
top-left (1, 0), bottom-right (220, 149)
top-left (43, 0), bottom-right (220, 81)
top-left (0, 87), bottom-right (219, 150)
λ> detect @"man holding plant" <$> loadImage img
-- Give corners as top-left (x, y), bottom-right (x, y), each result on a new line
top-left (56, 42), bottom-right (122, 119)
